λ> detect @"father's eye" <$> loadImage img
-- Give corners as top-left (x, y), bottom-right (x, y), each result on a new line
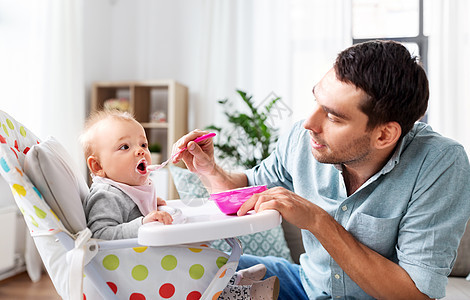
top-left (327, 113), bottom-right (338, 122)
top-left (119, 144), bottom-right (129, 150)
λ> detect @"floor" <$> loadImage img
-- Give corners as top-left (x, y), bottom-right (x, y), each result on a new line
top-left (0, 271), bottom-right (60, 300)
top-left (0, 271), bottom-right (469, 299)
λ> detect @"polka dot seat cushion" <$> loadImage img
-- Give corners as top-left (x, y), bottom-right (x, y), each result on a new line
top-left (89, 244), bottom-right (231, 300)
top-left (0, 111), bottom-right (64, 234)
top-left (0, 111), bottom-right (235, 300)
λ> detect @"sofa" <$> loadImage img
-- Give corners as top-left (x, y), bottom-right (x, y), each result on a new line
top-left (168, 166), bottom-right (470, 299)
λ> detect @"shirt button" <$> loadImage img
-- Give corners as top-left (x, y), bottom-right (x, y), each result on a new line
top-left (341, 205), bottom-right (347, 211)
top-left (334, 274), bottom-right (341, 279)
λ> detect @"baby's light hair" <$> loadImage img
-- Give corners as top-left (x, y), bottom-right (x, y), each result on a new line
top-left (79, 109), bottom-right (137, 160)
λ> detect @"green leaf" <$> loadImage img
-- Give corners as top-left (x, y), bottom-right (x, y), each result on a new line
top-left (205, 125), bottom-right (222, 132)
top-left (206, 90), bottom-right (282, 168)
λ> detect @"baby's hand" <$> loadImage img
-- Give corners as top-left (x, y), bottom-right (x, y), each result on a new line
top-left (156, 196), bottom-right (167, 206)
top-left (143, 210), bottom-right (173, 225)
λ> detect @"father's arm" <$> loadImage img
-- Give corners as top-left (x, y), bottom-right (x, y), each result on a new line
top-left (239, 187), bottom-right (430, 300)
top-left (311, 202), bottom-right (430, 299)
top-left (199, 164), bottom-right (248, 193)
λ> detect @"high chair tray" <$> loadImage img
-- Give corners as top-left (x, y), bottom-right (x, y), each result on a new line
top-left (138, 199), bottom-right (281, 246)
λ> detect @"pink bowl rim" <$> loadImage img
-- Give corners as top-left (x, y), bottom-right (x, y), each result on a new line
top-left (210, 185), bottom-right (267, 214)
top-left (210, 185), bottom-right (267, 198)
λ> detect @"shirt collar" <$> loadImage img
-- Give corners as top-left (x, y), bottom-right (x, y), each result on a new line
top-left (380, 122), bottom-right (423, 175)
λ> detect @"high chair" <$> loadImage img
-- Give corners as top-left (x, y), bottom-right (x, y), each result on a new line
top-left (0, 110), bottom-right (251, 300)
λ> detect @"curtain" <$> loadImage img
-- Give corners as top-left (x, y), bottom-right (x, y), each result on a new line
top-left (196, 0), bottom-right (292, 131)
top-left (0, 0), bottom-right (85, 281)
top-left (0, 0), bottom-right (85, 169)
top-left (196, 0), bottom-right (350, 133)
top-left (289, 0), bottom-right (351, 123)
top-left (427, 0), bottom-right (470, 152)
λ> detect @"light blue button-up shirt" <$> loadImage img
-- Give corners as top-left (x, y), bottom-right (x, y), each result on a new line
top-left (245, 121), bottom-right (470, 299)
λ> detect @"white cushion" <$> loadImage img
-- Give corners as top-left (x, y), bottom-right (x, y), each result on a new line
top-left (24, 137), bottom-right (88, 233)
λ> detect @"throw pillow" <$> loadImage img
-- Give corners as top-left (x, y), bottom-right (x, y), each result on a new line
top-left (24, 136), bottom-right (88, 233)
top-left (169, 166), bottom-right (293, 262)
top-left (169, 165), bottom-right (209, 200)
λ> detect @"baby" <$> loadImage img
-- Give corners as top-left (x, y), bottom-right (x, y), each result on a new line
top-left (80, 110), bottom-right (279, 299)
top-left (80, 109), bottom-right (172, 239)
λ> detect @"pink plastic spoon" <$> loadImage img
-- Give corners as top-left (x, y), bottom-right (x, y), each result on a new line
top-left (147, 133), bottom-right (216, 171)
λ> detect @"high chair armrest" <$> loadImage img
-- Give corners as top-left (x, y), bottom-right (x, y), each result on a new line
top-left (138, 199), bottom-right (281, 246)
top-left (96, 238), bottom-right (140, 251)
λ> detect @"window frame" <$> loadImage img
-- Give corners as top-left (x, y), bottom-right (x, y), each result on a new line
top-left (351, 0), bottom-right (428, 121)
top-left (352, 0), bottom-right (428, 71)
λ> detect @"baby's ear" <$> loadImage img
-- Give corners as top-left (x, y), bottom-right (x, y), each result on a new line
top-left (87, 156), bottom-right (105, 177)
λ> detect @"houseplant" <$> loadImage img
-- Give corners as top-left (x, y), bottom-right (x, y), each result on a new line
top-left (149, 142), bottom-right (162, 164)
top-left (206, 90), bottom-right (280, 169)
top-left (204, 91), bottom-right (294, 260)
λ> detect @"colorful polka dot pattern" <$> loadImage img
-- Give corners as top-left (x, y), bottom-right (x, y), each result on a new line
top-left (0, 111), bottom-right (234, 300)
top-left (0, 111), bottom-right (63, 234)
top-left (87, 244), bottom-right (230, 300)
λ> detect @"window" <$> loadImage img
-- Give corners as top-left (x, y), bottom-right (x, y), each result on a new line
top-left (351, 0), bottom-right (428, 70)
top-left (351, 0), bottom-right (429, 122)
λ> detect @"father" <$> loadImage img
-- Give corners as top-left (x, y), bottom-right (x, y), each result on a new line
top-left (174, 40), bottom-right (470, 299)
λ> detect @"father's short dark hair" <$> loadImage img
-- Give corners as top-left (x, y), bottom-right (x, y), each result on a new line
top-left (334, 40), bottom-right (429, 138)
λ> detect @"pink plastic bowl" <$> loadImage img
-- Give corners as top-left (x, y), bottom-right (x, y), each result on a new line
top-left (210, 185), bottom-right (268, 215)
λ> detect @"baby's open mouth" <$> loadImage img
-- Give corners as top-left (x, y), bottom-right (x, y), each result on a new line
top-left (136, 159), bottom-right (148, 175)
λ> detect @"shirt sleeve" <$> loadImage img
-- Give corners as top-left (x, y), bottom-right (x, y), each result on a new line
top-left (84, 186), bottom-right (143, 240)
top-left (397, 144), bottom-right (470, 298)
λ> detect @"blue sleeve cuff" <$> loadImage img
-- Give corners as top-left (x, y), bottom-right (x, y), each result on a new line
top-left (397, 248), bottom-right (449, 299)
top-left (243, 169), bottom-right (256, 186)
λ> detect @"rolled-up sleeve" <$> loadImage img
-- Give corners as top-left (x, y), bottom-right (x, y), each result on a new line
top-left (397, 145), bottom-right (470, 298)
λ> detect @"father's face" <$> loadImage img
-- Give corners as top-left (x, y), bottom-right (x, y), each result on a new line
top-left (303, 68), bottom-right (373, 166)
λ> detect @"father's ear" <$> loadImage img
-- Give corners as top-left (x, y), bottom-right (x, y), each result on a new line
top-left (87, 155), bottom-right (105, 177)
top-left (373, 122), bottom-right (401, 149)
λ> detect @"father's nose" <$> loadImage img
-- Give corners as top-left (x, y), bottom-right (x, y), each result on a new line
top-left (303, 106), bottom-right (323, 133)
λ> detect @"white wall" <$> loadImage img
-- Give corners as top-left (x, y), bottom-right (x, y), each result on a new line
top-left (83, 0), bottom-right (296, 134)
top-left (83, 0), bottom-right (208, 130)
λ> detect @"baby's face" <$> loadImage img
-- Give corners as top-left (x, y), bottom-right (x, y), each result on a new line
top-left (92, 118), bottom-right (152, 186)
